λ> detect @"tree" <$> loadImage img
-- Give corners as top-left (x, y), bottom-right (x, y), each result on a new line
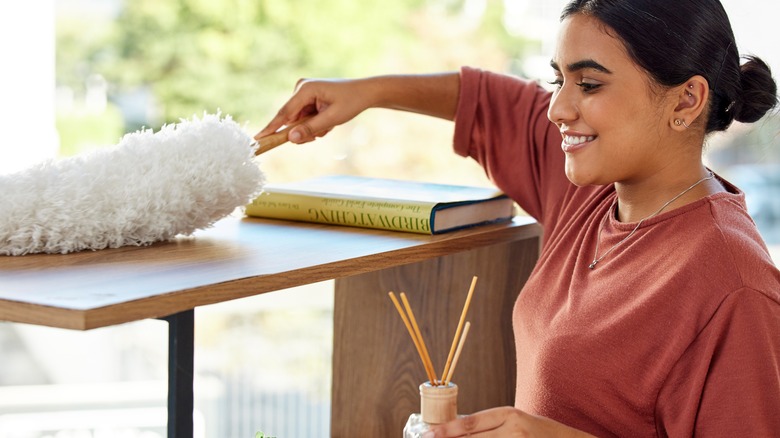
top-left (99, 0), bottom-right (425, 127)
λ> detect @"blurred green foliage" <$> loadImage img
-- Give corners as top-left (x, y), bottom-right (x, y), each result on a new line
top-left (57, 0), bottom-right (536, 125)
top-left (62, 0), bottom-right (431, 128)
top-left (55, 0), bottom-right (535, 184)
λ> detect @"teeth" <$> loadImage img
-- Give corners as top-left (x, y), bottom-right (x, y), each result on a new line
top-left (563, 135), bottom-right (596, 145)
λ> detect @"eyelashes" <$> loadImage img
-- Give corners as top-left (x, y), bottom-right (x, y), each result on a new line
top-left (547, 79), bottom-right (602, 93)
top-left (576, 82), bottom-right (601, 92)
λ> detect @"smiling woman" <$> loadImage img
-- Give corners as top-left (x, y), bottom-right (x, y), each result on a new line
top-left (255, 0), bottom-right (780, 436)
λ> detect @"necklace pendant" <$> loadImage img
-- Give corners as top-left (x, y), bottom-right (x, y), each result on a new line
top-left (588, 260), bottom-right (597, 269)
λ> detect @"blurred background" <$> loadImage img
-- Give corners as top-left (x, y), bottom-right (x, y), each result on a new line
top-left (0, 0), bottom-right (778, 437)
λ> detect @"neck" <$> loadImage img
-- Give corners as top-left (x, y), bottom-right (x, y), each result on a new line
top-left (613, 165), bottom-right (719, 223)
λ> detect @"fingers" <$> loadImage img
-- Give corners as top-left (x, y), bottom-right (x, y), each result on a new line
top-left (424, 407), bottom-right (523, 437)
top-left (254, 79), bottom-right (343, 144)
top-left (254, 78), bottom-right (317, 138)
top-left (255, 77), bottom-right (376, 146)
top-left (253, 111), bottom-right (335, 146)
top-left (255, 104), bottom-right (312, 139)
top-left (424, 408), bottom-right (593, 438)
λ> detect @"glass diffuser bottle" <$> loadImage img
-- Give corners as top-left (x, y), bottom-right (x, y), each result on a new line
top-left (403, 381), bottom-right (459, 437)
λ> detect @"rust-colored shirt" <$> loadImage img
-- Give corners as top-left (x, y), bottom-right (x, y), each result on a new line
top-left (454, 66), bottom-right (780, 437)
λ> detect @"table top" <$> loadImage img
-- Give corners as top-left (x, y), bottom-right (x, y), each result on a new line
top-left (0, 215), bottom-right (539, 330)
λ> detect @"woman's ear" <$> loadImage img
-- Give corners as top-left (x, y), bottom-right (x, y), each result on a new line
top-left (670, 75), bottom-right (709, 131)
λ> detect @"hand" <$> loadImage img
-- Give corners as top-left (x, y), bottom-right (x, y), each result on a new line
top-left (422, 407), bottom-right (597, 438)
top-left (255, 78), bottom-right (375, 144)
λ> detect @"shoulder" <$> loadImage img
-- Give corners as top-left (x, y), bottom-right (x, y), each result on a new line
top-left (702, 188), bottom-right (780, 300)
top-left (641, 182), bottom-right (780, 304)
top-left (458, 66), bottom-right (553, 117)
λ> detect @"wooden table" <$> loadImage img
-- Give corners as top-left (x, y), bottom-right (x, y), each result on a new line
top-left (0, 215), bottom-right (541, 437)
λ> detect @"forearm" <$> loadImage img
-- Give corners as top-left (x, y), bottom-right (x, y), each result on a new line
top-left (362, 72), bottom-right (460, 121)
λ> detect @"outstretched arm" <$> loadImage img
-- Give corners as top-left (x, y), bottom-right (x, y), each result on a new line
top-left (255, 73), bottom-right (460, 144)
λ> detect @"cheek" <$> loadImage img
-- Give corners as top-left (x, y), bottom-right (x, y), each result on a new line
top-left (584, 95), bottom-right (658, 147)
top-left (580, 96), bottom-right (622, 128)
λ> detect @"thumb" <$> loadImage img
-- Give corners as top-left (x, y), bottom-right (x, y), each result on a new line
top-left (288, 113), bottom-right (334, 144)
top-left (288, 123), bottom-right (312, 143)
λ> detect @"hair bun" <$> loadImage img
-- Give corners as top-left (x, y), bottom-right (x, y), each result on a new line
top-left (734, 56), bottom-right (778, 123)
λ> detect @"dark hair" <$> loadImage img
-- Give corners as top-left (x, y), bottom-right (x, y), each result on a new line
top-left (561, 0), bottom-right (778, 133)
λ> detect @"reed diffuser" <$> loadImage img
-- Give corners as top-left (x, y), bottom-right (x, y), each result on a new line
top-left (388, 276), bottom-right (477, 437)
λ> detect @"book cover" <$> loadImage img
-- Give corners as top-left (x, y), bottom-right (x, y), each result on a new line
top-left (245, 175), bottom-right (515, 234)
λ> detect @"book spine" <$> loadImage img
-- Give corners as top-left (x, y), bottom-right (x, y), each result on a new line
top-left (246, 192), bottom-right (435, 234)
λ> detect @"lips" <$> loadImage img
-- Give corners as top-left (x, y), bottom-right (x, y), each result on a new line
top-left (561, 133), bottom-right (597, 153)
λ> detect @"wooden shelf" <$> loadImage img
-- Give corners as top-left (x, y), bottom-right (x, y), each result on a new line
top-left (0, 216), bottom-right (539, 330)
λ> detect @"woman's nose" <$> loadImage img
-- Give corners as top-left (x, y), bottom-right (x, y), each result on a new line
top-left (547, 85), bottom-right (578, 126)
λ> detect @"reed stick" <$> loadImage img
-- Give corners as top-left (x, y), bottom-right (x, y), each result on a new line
top-left (440, 276), bottom-right (478, 383)
top-left (400, 292), bottom-right (438, 385)
top-left (252, 115), bottom-right (314, 155)
top-left (388, 292), bottom-right (437, 384)
top-left (444, 321), bottom-right (471, 384)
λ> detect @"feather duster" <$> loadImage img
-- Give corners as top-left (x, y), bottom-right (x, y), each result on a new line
top-left (0, 113), bottom-right (265, 255)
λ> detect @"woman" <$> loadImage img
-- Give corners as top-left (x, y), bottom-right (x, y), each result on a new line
top-left (257, 0), bottom-right (780, 436)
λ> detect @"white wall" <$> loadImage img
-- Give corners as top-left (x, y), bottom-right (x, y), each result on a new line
top-left (0, 2), bottom-right (58, 175)
top-left (722, 0), bottom-right (780, 76)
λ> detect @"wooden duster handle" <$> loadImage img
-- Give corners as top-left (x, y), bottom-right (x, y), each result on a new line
top-left (253, 116), bottom-right (313, 155)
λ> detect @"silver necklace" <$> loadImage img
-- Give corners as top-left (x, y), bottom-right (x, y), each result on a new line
top-left (588, 171), bottom-right (715, 270)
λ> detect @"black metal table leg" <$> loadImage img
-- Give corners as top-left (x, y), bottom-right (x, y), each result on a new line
top-left (162, 310), bottom-right (194, 438)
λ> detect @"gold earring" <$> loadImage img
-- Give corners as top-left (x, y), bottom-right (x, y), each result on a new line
top-left (675, 119), bottom-right (690, 129)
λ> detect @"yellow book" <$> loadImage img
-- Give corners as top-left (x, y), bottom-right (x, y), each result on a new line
top-left (245, 175), bottom-right (516, 234)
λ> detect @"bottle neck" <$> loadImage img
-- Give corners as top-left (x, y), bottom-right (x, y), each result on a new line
top-left (420, 381), bottom-right (458, 424)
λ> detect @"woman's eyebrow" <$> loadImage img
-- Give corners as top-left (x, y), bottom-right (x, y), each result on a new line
top-left (550, 59), bottom-right (612, 74)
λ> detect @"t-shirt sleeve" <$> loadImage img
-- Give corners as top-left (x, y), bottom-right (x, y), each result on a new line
top-left (655, 289), bottom-right (780, 436)
top-left (453, 66), bottom-right (567, 224)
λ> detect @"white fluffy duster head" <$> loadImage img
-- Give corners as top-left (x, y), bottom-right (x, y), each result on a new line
top-left (0, 113), bottom-right (265, 255)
